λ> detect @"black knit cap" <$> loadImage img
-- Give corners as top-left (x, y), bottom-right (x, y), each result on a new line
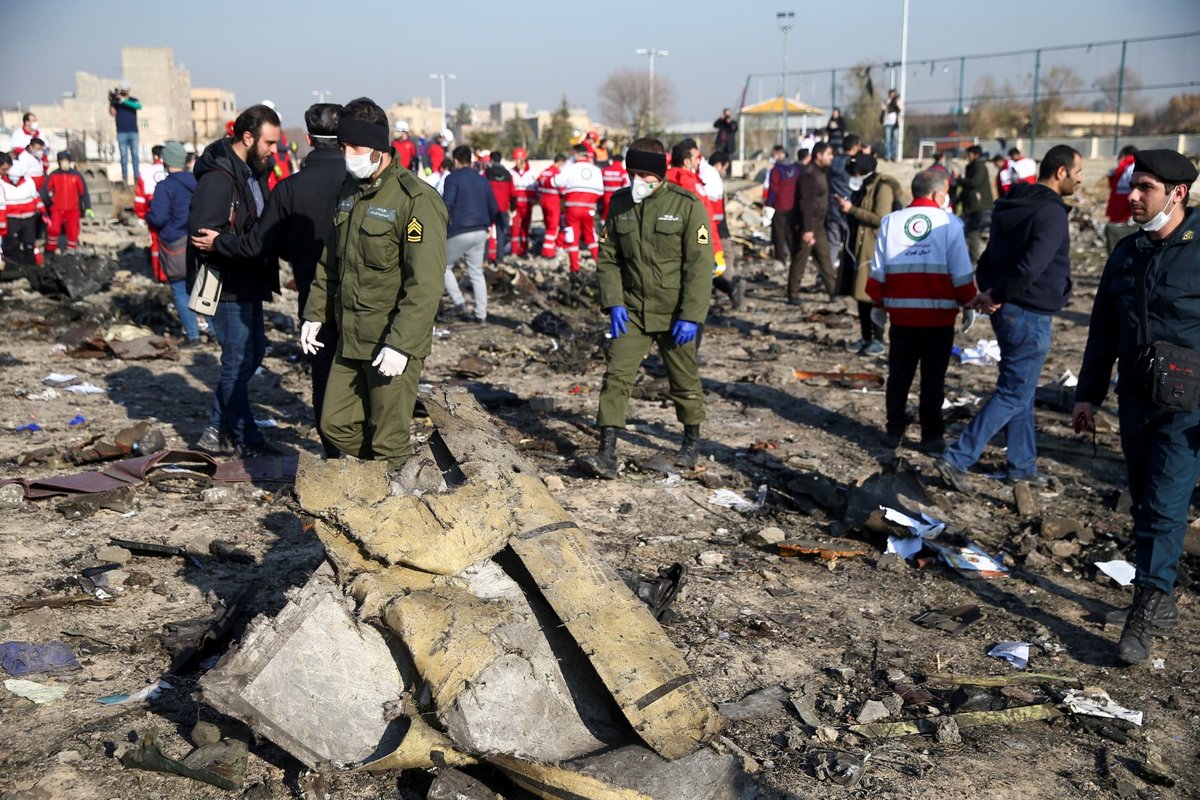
top-left (1133, 149), bottom-right (1198, 186)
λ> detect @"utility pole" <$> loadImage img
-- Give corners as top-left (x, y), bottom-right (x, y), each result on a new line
top-left (635, 48), bottom-right (669, 135)
top-left (1113, 39), bottom-right (1127, 156)
top-left (312, 90), bottom-right (331, 104)
top-left (777, 11), bottom-right (795, 151)
top-left (429, 73), bottom-right (456, 132)
top-left (897, 0), bottom-right (910, 162)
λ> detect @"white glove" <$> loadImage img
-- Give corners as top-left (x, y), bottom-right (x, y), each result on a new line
top-left (372, 346), bottom-right (409, 378)
top-left (762, 207), bottom-right (776, 225)
top-left (870, 306), bottom-right (887, 329)
top-left (960, 307), bottom-right (977, 334)
top-left (299, 320), bottom-right (324, 355)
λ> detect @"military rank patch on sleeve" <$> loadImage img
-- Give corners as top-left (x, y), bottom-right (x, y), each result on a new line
top-left (697, 224), bottom-right (710, 246)
top-left (406, 216), bottom-right (423, 243)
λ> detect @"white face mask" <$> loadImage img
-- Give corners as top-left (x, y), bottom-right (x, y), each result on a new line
top-left (848, 176), bottom-right (864, 192)
top-left (29, 121), bottom-right (39, 131)
top-left (1140, 191), bottom-right (1179, 233)
top-left (631, 176), bottom-right (655, 204)
top-left (940, 193), bottom-right (953, 213)
top-left (345, 150), bottom-right (376, 180)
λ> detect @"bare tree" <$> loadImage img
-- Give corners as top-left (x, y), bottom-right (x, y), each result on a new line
top-left (1038, 65), bottom-right (1084, 134)
top-left (598, 67), bottom-right (676, 138)
top-left (969, 75), bottom-right (1027, 139)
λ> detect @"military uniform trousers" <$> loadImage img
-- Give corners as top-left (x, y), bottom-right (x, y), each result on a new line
top-left (320, 353), bottom-right (424, 468)
top-left (1118, 395), bottom-right (1200, 594)
top-left (597, 321), bottom-right (705, 429)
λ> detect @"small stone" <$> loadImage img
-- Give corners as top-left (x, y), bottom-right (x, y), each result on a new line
top-left (201, 486), bottom-right (239, 504)
top-left (103, 569), bottom-right (129, 587)
top-left (856, 699), bottom-right (890, 724)
top-left (1000, 686), bottom-right (1036, 705)
top-left (543, 475), bottom-right (564, 491)
top-left (125, 571), bottom-right (153, 588)
top-left (1040, 516), bottom-right (1082, 540)
top-left (935, 716), bottom-right (962, 744)
top-left (881, 693), bottom-right (904, 717)
top-left (1049, 540), bottom-right (1081, 559)
top-left (618, 502), bottom-right (635, 514)
top-left (191, 720), bottom-right (222, 746)
top-left (1166, 693), bottom-right (1182, 710)
top-left (185, 534), bottom-right (216, 558)
top-left (697, 551), bottom-right (725, 567)
top-left (1013, 483), bottom-right (1037, 517)
top-left (826, 666), bottom-right (856, 682)
top-left (95, 545), bottom-right (132, 565)
top-left (815, 726), bottom-right (839, 742)
top-left (884, 668), bottom-right (909, 686)
top-left (56, 750), bottom-right (82, 764)
top-left (1024, 550), bottom-right (1051, 570)
top-left (876, 553), bottom-right (908, 573)
top-left (758, 526), bottom-right (786, 545)
top-left (788, 692), bottom-right (822, 727)
top-left (0, 483), bottom-right (26, 509)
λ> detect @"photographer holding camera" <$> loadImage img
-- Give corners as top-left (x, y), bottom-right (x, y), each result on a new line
top-left (108, 82), bottom-right (142, 186)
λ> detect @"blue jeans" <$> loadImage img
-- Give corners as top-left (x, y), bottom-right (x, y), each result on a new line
top-left (944, 304), bottom-right (1052, 478)
top-left (117, 131), bottom-right (140, 183)
top-left (883, 125), bottom-right (898, 161)
top-left (169, 279), bottom-right (200, 341)
top-left (208, 300), bottom-right (267, 448)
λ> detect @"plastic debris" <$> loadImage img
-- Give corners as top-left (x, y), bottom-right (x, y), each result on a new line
top-left (987, 641), bottom-right (1031, 669)
top-left (959, 339), bottom-right (1002, 366)
top-left (0, 641), bottom-right (82, 676)
top-left (911, 605), bottom-right (983, 635)
top-left (98, 678), bottom-right (172, 705)
top-left (928, 541), bottom-right (1009, 579)
top-left (65, 383), bottom-right (106, 395)
top-left (882, 506), bottom-right (945, 559)
top-left (68, 415), bottom-right (86, 426)
top-left (1095, 560), bottom-right (1135, 587)
top-left (4, 678), bottom-right (68, 704)
top-left (1061, 688), bottom-right (1143, 726)
top-left (43, 373), bottom-right (77, 383)
top-left (707, 485), bottom-right (767, 514)
top-left (28, 388), bottom-right (60, 401)
top-left (14, 423), bottom-right (42, 432)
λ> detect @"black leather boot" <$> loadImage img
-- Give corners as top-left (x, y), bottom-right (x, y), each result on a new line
top-left (674, 424), bottom-right (702, 469)
top-left (1117, 585), bottom-right (1174, 666)
top-left (577, 427), bottom-right (619, 479)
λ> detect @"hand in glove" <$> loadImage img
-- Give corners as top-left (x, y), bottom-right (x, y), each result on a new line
top-left (84, 208), bottom-right (95, 219)
top-left (372, 346), bottom-right (409, 378)
top-left (870, 306), bottom-right (887, 329)
top-left (299, 320), bottom-right (324, 355)
top-left (672, 320), bottom-right (699, 346)
top-left (762, 207), bottom-right (776, 226)
top-left (960, 307), bottom-right (977, 334)
top-left (608, 305), bottom-right (629, 339)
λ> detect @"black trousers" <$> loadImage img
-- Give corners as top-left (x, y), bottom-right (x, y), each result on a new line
top-left (886, 324), bottom-right (954, 440)
top-left (857, 301), bottom-right (884, 343)
top-left (771, 209), bottom-right (794, 263)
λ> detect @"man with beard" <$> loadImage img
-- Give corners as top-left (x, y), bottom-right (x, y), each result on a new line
top-left (187, 104), bottom-right (282, 458)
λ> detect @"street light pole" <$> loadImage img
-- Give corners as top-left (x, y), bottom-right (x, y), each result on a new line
top-left (635, 48), bottom-right (669, 135)
top-left (897, 0), bottom-right (909, 162)
top-left (777, 11), bottom-right (794, 151)
top-left (429, 73), bottom-right (456, 131)
top-left (312, 90), bottom-right (331, 104)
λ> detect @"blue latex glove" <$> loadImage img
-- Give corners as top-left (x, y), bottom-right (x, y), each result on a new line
top-left (608, 305), bottom-right (629, 339)
top-left (672, 320), bottom-right (698, 346)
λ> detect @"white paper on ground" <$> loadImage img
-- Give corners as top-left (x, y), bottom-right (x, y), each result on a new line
top-left (42, 373), bottom-right (77, 383)
top-left (708, 485), bottom-right (767, 513)
top-left (881, 506), bottom-right (945, 560)
top-left (1095, 560), bottom-right (1135, 587)
top-left (886, 536), bottom-right (925, 559)
top-left (960, 339), bottom-right (1002, 366)
top-left (65, 384), bottom-right (105, 395)
top-left (987, 641), bottom-right (1031, 669)
top-left (1062, 689), bottom-right (1143, 726)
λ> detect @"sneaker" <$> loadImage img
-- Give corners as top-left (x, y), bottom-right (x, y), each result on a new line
top-left (846, 339), bottom-right (867, 353)
top-left (862, 341), bottom-right (886, 357)
top-left (237, 440), bottom-right (285, 459)
top-left (1117, 586), bottom-right (1175, 666)
top-left (197, 426), bottom-right (234, 454)
top-left (934, 457), bottom-right (973, 494)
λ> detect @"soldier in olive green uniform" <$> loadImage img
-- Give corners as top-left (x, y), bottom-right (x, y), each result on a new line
top-left (300, 100), bottom-right (447, 468)
top-left (578, 138), bottom-right (714, 479)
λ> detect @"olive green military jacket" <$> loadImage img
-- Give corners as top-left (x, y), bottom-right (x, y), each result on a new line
top-left (304, 156), bottom-right (448, 360)
top-left (597, 183), bottom-right (714, 332)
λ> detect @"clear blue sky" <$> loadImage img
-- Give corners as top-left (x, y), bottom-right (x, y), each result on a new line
top-left (3, 0), bottom-right (1197, 129)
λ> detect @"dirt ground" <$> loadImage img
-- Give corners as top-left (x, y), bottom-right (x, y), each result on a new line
top-left (0, 162), bottom-right (1196, 800)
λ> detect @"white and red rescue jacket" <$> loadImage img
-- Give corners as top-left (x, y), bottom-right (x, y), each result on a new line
top-left (553, 159), bottom-right (604, 209)
top-left (601, 162), bottom-right (630, 196)
top-left (1, 174), bottom-right (46, 229)
top-left (536, 164), bottom-right (562, 199)
top-left (134, 159), bottom-right (168, 219)
top-left (511, 164), bottom-right (538, 205)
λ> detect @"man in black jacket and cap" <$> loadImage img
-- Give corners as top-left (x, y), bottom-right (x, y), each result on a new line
top-left (187, 103), bottom-right (282, 458)
top-left (935, 144), bottom-right (1082, 493)
top-left (1074, 149), bottom-right (1200, 666)
top-left (192, 103), bottom-right (345, 456)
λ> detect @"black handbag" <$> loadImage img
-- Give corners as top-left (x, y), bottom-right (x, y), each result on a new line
top-left (1139, 270), bottom-right (1200, 411)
